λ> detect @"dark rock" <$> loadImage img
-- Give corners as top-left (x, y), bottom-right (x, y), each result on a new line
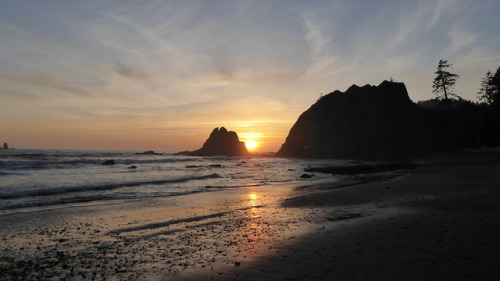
top-left (178, 127), bottom-right (249, 157)
top-left (102, 160), bottom-right (116, 165)
top-left (2, 143), bottom-right (8, 149)
top-left (417, 98), bottom-right (500, 150)
top-left (135, 150), bottom-right (162, 155)
top-left (234, 262), bottom-right (241, 266)
top-left (128, 165), bottom-right (137, 169)
top-left (209, 164), bottom-right (223, 168)
top-left (300, 173), bottom-right (313, 178)
top-left (304, 163), bottom-right (418, 175)
top-left (276, 81), bottom-right (423, 159)
top-left (185, 165), bottom-right (203, 168)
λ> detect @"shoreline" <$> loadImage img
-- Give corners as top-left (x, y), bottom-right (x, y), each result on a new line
top-left (174, 150), bottom-right (500, 280)
top-left (0, 173), bottom-right (348, 280)
top-left (1, 151), bottom-right (499, 280)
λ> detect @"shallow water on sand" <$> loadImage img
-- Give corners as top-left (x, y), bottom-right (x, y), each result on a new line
top-left (0, 149), bottom-right (352, 214)
top-left (0, 176), bottom-right (345, 280)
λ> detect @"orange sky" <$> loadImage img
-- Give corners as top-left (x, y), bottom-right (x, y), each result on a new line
top-left (1, 1), bottom-right (499, 152)
top-left (0, 111), bottom-right (294, 152)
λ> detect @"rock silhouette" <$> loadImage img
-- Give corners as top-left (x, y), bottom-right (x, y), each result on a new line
top-left (135, 151), bottom-right (162, 155)
top-left (276, 81), bottom-right (423, 159)
top-left (102, 160), bottom-right (116, 165)
top-left (179, 127), bottom-right (249, 157)
top-left (2, 143), bottom-right (8, 149)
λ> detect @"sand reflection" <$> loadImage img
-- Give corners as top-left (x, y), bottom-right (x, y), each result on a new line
top-left (249, 193), bottom-right (259, 206)
top-left (236, 191), bottom-right (267, 256)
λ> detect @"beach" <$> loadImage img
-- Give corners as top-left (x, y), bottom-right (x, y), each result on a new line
top-left (1, 150), bottom-right (500, 280)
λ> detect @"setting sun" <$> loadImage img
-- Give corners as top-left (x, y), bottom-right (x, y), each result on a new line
top-left (240, 132), bottom-right (263, 152)
top-left (245, 140), bottom-right (259, 151)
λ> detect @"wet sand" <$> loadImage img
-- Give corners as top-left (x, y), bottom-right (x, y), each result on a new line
top-left (0, 175), bottom-right (341, 280)
top-left (175, 151), bottom-right (500, 281)
top-left (1, 151), bottom-right (500, 280)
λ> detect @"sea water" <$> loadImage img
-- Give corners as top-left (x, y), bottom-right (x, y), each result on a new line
top-left (0, 149), bottom-right (349, 215)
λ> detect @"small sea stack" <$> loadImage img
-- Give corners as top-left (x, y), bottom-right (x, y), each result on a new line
top-left (135, 151), bottom-right (162, 155)
top-left (177, 127), bottom-right (249, 157)
top-left (2, 143), bottom-right (9, 149)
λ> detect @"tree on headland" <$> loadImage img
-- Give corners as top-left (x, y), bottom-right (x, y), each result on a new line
top-left (478, 70), bottom-right (496, 105)
top-left (478, 66), bottom-right (500, 106)
top-left (476, 66), bottom-right (500, 147)
top-left (433, 59), bottom-right (460, 102)
top-left (491, 66), bottom-right (500, 106)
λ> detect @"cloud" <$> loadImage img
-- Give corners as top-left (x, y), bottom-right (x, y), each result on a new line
top-left (0, 72), bottom-right (91, 97)
top-left (430, 0), bottom-right (462, 27)
top-left (0, 89), bottom-right (46, 101)
top-left (114, 64), bottom-right (151, 80)
top-left (445, 24), bottom-right (477, 55)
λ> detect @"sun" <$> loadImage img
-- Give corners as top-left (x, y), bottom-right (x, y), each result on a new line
top-left (240, 132), bottom-right (263, 151)
top-left (245, 140), bottom-right (259, 151)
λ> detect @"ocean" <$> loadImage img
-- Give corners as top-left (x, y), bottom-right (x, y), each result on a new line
top-left (0, 149), bottom-right (349, 215)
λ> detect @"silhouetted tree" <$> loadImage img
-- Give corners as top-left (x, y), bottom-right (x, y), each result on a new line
top-left (492, 66), bottom-right (500, 105)
top-left (477, 66), bottom-right (500, 147)
top-left (478, 70), bottom-right (496, 105)
top-left (433, 60), bottom-right (460, 102)
top-left (317, 92), bottom-right (323, 102)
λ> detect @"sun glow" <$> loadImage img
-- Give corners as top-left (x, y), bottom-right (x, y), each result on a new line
top-left (245, 140), bottom-right (259, 151)
top-left (240, 132), bottom-right (263, 152)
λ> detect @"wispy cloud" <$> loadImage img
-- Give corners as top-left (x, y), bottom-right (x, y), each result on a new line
top-left (430, 0), bottom-right (462, 27)
top-left (445, 24), bottom-right (477, 55)
top-left (114, 64), bottom-right (151, 80)
top-left (0, 72), bottom-right (91, 97)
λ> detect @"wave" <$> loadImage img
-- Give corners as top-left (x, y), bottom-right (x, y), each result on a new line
top-left (0, 171), bottom-right (27, 176)
top-left (204, 183), bottom-right (264, 189)
top-left (0, 151), bottom-right (121, 159)
top-left (0, 189), bottom-right (209, 213)
top-left (0, 157), bottom-right (200, 171)
top-left (0, 173), bottom-right (221, 199)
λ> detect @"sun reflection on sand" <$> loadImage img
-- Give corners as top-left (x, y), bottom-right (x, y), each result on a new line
top-left (234, 192), bottom-right (266, 254)
top-left (248, 193), bottom-right (261, 220)
top-left (232, 190), bottom-right (309, 264)
top-left (249, 193), bottom-right (258, 205)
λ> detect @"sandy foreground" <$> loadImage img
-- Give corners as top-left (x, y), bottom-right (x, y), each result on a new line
top-left (1, 151), bottom-right (500, 280)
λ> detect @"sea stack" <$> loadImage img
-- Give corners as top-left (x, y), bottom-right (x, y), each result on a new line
top-left (3, 143), bottom-right (9, 149)
top-left (276, 81), bottom-right (423, 159)
top-left (180, 127), bottom-right (249, 156)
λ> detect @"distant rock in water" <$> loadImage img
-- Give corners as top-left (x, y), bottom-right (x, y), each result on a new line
top-left (178, 127), bottom-right (249, 157)
top-left (276, 81), bottom-right (423, 159)
top-left (135, 150), bottom-right (162, 155)
top-left (102, 160), bottom-right (116, 165)
top-left (2, 143), bottom-right (8, 149)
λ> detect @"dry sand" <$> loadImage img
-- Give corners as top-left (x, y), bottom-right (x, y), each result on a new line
top-left (1, 150), bottom-right (500, 280)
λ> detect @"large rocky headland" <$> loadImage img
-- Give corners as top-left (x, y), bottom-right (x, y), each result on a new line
top-left (277, 80), bottom-right (500, 159)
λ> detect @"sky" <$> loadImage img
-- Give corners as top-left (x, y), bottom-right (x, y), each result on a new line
top-left (1, 0), bottom-right (499, 152)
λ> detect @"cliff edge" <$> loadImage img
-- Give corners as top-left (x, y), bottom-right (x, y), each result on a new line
top-left (276, 81), bottom-right (423, 159)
